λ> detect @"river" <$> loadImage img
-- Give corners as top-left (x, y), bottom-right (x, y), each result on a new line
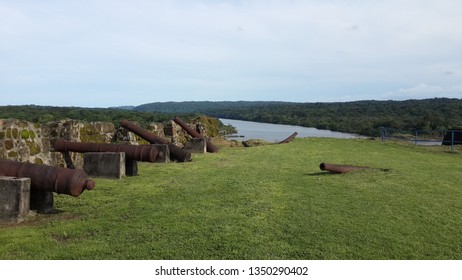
top-left (220, 118), bottom-right (362, 142)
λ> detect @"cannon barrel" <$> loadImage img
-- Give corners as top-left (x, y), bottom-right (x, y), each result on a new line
top-left (0, 159), bottom-right (95, 197)
top-left (278, 132), bottom-right (298, 144)
top-left (54, 139), bottom-right (159, 162)
top-left (319, 162), bottom-right (370, 174)
top-left (173, 116), bottom-right (219, 153)
top-left (120, 120), bottom-right (192, 162)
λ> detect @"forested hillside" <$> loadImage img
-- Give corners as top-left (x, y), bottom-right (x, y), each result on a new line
top-left (133, 98), bottom-right (462, 136)
top-left (134, 101), bottom-right (286, 113)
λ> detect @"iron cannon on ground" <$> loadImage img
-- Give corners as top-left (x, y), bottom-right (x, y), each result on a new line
top-left (278, 132), bottom-right (298, 144)
top-left (0, 159), bottom-right (95, 197)
top-left (319, 162), bottom-right (371, 174)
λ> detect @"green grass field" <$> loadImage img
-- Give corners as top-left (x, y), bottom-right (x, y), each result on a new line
top-left (1, 138), bottom-right (461, 260)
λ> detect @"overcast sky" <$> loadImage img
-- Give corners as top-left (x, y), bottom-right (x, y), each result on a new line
top-left (1, 0), bottom-right (462, 107)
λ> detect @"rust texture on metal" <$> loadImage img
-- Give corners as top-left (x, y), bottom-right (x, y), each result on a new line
top-left (0, 159), bottom-right (95, 197)
top-left (319, 162), bottom-right (370, 174)
top-left (163, 143), bottom-right (192, 162)
top-left (120, 120), bottom-right (192, 162)
top-left (54, 139), bottom-right (159, 162)
top-left (120, 120), bottom-right (169, 144)
top-left (173, 116), bottom-right (219, 153)
top-left (278, 132), bottom-right (298, 144)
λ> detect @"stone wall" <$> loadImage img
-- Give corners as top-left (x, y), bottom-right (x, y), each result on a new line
top-left (167, 120), bottom-right (207, 146)
top-left (0, 119), bottom-right (117, 168)
top-left (0, 118), bottom-right (208, 168)
top-left (114, 121), bottom-right (167, 145)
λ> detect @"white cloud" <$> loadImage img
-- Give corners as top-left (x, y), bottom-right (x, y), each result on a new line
top-left (383, 83), bottom-right (462, 100)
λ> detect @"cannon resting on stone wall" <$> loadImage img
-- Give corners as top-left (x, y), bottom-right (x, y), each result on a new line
top-left (54, 139), bottom-right (161, 162)
top-left (173, 116), bottom-right (219, 153)
top-left (120, 120), bottom-right (192, 162)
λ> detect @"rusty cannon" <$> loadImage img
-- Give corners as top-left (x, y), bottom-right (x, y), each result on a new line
top-left (319, 162), bottom-right (371, 174)
top-left (278, 132), bottom-right (298, 144)
top-left (54, 139), bottom-right (160, 162)
top-left (0, 159), bottom-right (95, 197)
top-left (173, 116), bottom-right (219, 153)
top-left (120, 120), bottom-right (192, 162)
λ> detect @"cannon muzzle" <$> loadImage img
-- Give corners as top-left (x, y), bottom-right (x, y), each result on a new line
top-left (0, 159), bottom-right (95, 197)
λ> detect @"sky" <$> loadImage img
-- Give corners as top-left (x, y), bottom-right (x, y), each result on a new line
top-left (1, 0), bottom-right (462, 108)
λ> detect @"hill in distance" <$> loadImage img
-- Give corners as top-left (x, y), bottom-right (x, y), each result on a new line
top-left (130, 101), bottom-right (288, 113)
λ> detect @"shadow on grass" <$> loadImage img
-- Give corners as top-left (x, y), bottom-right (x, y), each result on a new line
top-left (305, 168), bottom-right (391, 176)
top-left (305, 172), bottom-right (332, 176)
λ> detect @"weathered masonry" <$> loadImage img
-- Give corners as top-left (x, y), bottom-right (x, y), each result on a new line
top-left (0, 118), bottom-right (209, 168)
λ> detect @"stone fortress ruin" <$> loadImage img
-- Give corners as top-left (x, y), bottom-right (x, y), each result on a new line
top-left (0, 118), bottom-right (207, 168)
top-left (0, 117), bottom-right (211, 223)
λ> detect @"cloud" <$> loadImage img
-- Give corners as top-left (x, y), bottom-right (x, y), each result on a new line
top-left (348, 25), bottom-right (360, 31)
top-left (1, 0), bottom-right (462, 106)
top-left (383, 83), bottom-right (462, 100)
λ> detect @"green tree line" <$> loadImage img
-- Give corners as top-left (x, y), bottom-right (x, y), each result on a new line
top-left (0, 105), bottom-right (177, 128)
top-left (0, 105), bottom-right (234, 135)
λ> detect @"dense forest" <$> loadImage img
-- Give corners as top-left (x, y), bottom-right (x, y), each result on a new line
top-left (0, 105), bottom-right (236, 135)
top-left (131, 98), bottom-right (462, 136)
top-left (0, 105), bottom-right (179, 128)
top-left (2, 98), bottom-right (462, 137)
top-left (134, 101), bottom-right (287, 113)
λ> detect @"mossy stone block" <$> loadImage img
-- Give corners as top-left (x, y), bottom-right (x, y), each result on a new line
top-left (4, 140), bottom-right (14, 150)
top-left (21, 130), bottom-right (30, 139)
top-left (12, 128), bottom-right (18, 139)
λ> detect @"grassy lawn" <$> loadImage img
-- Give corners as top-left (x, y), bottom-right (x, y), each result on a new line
top-left (1, 138), bottom-right (461, 259)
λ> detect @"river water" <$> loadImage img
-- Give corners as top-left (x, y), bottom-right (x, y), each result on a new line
top-left (220, 118), bottom-right (362, 142)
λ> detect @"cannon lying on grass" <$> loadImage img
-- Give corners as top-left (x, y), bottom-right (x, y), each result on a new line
top-left (320, 163), bottom-right (390, 174)
top-left (173, 116), bottom-right (219, 153)
top-left (319, 162), bottom-right (371, 174)
top-left (278, 132), bottom-right (298, 144)
top-left (0, 159), bottom-right (95, 197)
top-left (120, 120), bottom-right (192, 162)
top-left (54, 139), bottom-right (160, 162)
